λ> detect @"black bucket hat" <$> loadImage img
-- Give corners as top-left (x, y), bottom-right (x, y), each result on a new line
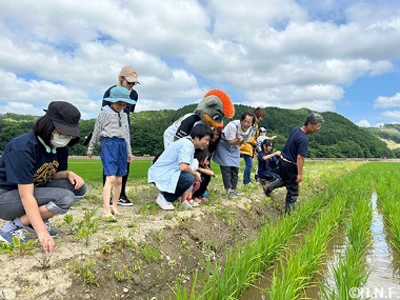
top-left (44, 101), bottom-right (81, 140)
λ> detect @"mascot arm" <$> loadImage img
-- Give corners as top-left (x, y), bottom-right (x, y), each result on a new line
top-left (175, 114), bottom-right (201, 141)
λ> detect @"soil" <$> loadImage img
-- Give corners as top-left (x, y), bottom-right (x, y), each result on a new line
top-left (0, 181), bottom-right (291, 300)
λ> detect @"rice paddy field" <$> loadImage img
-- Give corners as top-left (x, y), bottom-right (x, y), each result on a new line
top-left (1, 159), bottom-right (399, 300)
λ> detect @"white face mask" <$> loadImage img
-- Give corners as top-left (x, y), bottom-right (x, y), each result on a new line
top-left (51, 133), bottom-right (73, 148)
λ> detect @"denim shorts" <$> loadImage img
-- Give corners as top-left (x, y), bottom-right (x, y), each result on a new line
top-left (100, 137), bottom-right (128, 177)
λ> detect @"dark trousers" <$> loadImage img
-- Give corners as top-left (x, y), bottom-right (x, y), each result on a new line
top-left (193, 173), bottom-right (211, 199)
top-left (162, 172), bottom-right (194, 202)
top-left (103, 161), bottom-right (130, 198)
top-left (279, 160), bottom-right (298, 214)
top-left (220, 166), bottom-right (239, 191)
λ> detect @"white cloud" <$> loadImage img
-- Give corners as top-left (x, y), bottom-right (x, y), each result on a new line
top-left (357, 119), bottom-right (371, 127)
top-left (243, 84), bottom-right (343, 112)
top-left (374, 92), bottom-right (400, 108)
top-left (381, 110), bottom-right (400, 121)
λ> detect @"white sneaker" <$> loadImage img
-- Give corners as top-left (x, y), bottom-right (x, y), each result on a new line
top-left (181, 200), bottom-right (193, 210)
top-left (188, 199), bottom-right (199, 207)
top-left (156, 193), bottom-right (175, 211)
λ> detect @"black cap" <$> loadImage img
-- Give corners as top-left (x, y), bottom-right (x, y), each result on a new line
top-left (44, 101), bottom-right (81, 137)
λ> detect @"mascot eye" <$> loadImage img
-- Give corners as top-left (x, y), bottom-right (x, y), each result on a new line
top-left (212, 115), bottom-right (222, 121)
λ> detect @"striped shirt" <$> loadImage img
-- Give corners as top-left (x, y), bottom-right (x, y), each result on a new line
top-left (88, 106), bottom-right (132, 155)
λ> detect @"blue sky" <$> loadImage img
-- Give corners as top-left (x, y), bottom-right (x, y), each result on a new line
top-left (0, 0), bottom-right (399, 127)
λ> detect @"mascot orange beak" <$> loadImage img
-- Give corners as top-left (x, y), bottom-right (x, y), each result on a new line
top-left (203, 114), bottom-right (223, 129)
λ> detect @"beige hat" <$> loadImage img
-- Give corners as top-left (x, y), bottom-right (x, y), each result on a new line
top-left (119, 66), bottom-right (138, 82)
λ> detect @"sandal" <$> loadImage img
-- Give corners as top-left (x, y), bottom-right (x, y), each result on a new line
top-left (103, 215), bottom-right (117, 222)
top-left (111, 208), bottom-right (121, 216)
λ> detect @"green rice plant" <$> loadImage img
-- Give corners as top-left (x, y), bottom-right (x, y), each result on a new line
top-left (174, 179), bottom-right (332, 299)
top-left (267, 194), bottom-right (347, 299)
top-left (172, 162), bottom-right (368, 300)
top-left (321, 188), bottom-right (373, 300)
top-left (318, 163), bottom-right (377, 299)
top-left (375, 163), bottom-right (400, 254)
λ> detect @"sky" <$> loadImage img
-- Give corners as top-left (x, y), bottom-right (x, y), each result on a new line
top-left (0, 0), bottom-right (399, 127)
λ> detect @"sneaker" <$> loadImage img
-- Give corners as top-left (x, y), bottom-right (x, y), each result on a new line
top-left (26, 219), bottom-right (58, 237)
top-left (0, 227), bottom-right (29, 243)
top-left (181, 200), bottom-right (193, 210)
top-left (226, 191), bottom-right (238, 198)
top-left (117, 196), bottom-right (133, 206)
top-left (233, 190), bottom-right (242, 196)
top-left (156, 193), bottom-right (175, 211)
top-left (188, 199), bottom-right (199, 207)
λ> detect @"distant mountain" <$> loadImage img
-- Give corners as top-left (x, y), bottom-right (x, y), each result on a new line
top-left (365, 124), bottom-right (400, 157)
top-left (0, 106), bottom-right (397, 158)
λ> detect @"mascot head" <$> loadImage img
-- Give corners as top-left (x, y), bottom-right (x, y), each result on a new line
top-left (194, 89), bottom-right (235, 129)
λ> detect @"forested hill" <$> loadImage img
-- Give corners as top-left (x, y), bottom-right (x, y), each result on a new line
top-left (0, 105), bottom-right (398, 158)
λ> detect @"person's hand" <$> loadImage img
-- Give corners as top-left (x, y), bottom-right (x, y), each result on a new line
top-left (87, 153), bottom-right (92, 158)
top-left (37, 231), bottom-right (55, 254)
top-left (127, 155), bottom-right (134, 162)
top-left (275, 150), bottom-right (281, 157)
top-left (194, 172), bottom-right (202, 182)
top-left (297, 174), bottom-right (303, 183)
top-left (67, 171), bottom-right (84, 190)
top-left (236, 135), bottom-right (243, 143)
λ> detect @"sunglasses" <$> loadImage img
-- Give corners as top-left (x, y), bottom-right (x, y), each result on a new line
top-left (124, 77), bottom-right (139, 86)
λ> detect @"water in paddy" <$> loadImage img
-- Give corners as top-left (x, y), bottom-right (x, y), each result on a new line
top-left (361, 192), bottom-right (400, 298)
top-left (240, 193), bottom-right (400, 299)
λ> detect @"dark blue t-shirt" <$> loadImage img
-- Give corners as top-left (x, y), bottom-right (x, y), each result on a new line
top-left (257, 151), bottom-right (279, 176)
top-left (281, 127), bottom-right (309, 163)
top-left (0, 131), bottom-right (68, 190)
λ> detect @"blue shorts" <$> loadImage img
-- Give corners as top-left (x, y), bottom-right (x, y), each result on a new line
top-left (100, 137), bottom-right (128, 177)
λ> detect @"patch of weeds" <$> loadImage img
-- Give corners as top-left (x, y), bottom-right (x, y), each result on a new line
top-left (179, 236), bottom-right (189, 251)
top-left (63, 214), bottom-right (75, 234)
top-left (243, 202), bottom-right (253, 214)
top-left (131, 259), bottom-right (143, 272)
top-left (33, 252), bottom-right (53, 269)
top-left (127, 219), bottom-right (137, 228)
top-left (111, 261), bottom-right (132, 282)
top-left (176, 268), bottom-right (190, 284)
top-left (139, 242), bottom-right (162, 263)
top-left (64, 209), bottom-right (98, 247)
top-left (99, 242), bottom-right (113, 255)
top-left (71, 259), bottom-right (100, 287)
top-left (84, 194), bottom-right (100, 204)
top-left (215, 207), bottom-right (234, 225)
top-left (8, 236), bottom-right (35, 258)
top-left (140, 203), bottom-right (151, 218)
top-left (176, 216), bottom-right (189, 229)
top-left (113, 236), bottom-right (134, 253)
top-left (154, 230), bottom-right (164, 244)
top-left (0, 240), bottom-right (15, 255)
